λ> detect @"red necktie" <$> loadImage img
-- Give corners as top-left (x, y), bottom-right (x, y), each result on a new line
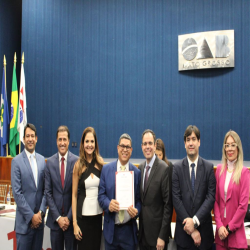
top-left (61, 157), bottom-right (65, 189)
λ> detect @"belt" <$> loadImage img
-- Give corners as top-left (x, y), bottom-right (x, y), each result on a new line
top-left (115, 220), bottom-right (133, 227)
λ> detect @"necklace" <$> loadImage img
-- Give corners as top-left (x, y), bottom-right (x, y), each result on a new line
top-left (227, 168), bottom-right (234, 173)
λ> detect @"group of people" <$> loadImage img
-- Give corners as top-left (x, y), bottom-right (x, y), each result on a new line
top-left (10, 123), bottom-right (249, 250)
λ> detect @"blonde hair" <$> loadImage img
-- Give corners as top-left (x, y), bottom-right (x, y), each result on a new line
top-left (220, 130), bottom-right (243, 184)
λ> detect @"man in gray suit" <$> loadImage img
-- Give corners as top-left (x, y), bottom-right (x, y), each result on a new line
top-left (139, 129), bottom-right (172, 250)
top-left (45, 125), bottom-right (78, 250)
top-left (11, 123), bottom-right (46, 250)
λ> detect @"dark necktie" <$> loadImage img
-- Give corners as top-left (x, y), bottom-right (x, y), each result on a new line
top-left (144, 165), bottom-right (151, 192)
top-left (191, 163), bottom-right (195, 194)
top-left (61, 157), bottom-right (65, 189)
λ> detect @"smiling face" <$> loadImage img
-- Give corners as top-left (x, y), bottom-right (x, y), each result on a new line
top-left (184, 131), bottom-right (200, 161)
top-left (23, 127), bottom-right (37, 153)
top-left (225, 135), bottom-right (238, 162)
top-left (117, 138), bottom-right (132, 165)
top-left (142, 132), bottom-right (156, 164)
top-left (84, 132), bottom-right (95, 157)
top-left (57, 131), bottom-right (70, 156)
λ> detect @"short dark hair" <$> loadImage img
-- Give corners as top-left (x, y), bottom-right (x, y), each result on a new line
top-left (184, 125), bottom-right (200, 142)
top-left (118, 133), bottom-right (132, 146)
top-left (142, 129), bottom-right (156, 143)
top-left (23, 123), bottom-right (37, 137)
top-left (57, 125), bottom-right (70, 139)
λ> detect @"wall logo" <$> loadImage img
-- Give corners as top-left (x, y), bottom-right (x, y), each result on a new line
top-left (178, 30), bottom-right (234, 71)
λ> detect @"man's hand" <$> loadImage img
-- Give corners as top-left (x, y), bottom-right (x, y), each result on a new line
top-left (191, 229), bottom-right (201, 247)
top-left (31, 212), bottom-right (42, 228)
top-left (127, 206), bottom-right (138, 218)
top-left (218, 226), bottom-right (229, 241)
top-left (183, 217), bottom-right (195, 235)
top-left (156, 237), bottom-right (165, 250)
top-left (58, 217), bottom-right (70, 231)
top-left (109, 199), bottom-right (119, 212)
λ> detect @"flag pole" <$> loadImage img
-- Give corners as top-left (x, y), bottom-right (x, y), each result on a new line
top-left (3, 55), bottom-right (9, 156)
top-left (19, 52), bottom-right (24, 154)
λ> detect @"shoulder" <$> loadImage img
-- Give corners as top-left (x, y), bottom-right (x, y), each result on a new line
top-left (102, 160), bottom-right (116, 171)
top-left (199, 157), bottom-right (213, 169)
top-left (173, 158), bottom-right (185, 169)
top-left (138, 161), bottom-right (146, 170)
top-left (242, 166), bottom-right (249, 175)
top-left (35, 152), bottom-right (45, 161)
top-left (46, 153), bottom-right (57, 164)
top-left (68, 151), bottom-right (79, 162)
top-left (216, 163), bottom-right (222, 172)
top-left (129, 163), bottom-right (140, 173)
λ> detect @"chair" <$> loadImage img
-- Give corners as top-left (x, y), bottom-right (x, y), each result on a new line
top-left (0, 184), bottom-right (7, 204)
top-left (8, 185), bottom-right (15, 205)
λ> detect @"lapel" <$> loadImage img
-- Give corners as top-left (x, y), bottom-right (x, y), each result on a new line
top-left (64, 151), bottom-right (72, 190)
top-left (225, 166), bottom-right (234, 202)
top-left (143, 157), bottom-right (159, 198)
top-left (193, 157), bottom-right (203, 199)
top-left (55, 153), bottom-right (63, 191)
top-left (112, 161), bottom-right (118, 198)
top-left (22, 150), bottom-right (37, 188)
top-left (183, 157), bottom-right (193, 200)
top-left (35, 153), bottom-right (40, 187)
top-left (140, 162), bottom-right (145, 201)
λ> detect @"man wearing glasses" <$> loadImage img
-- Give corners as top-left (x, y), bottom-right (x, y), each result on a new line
top-left (98, 133), bottom-right (141, 250)
top-left (138, 129), bottom-right (172, 250)
top-left (172, 125), bottom-right (216, 250)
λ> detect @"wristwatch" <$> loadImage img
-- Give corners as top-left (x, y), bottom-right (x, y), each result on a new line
top-left (226, 225), bottom-right (232, 234)
top-left (39, 210), bottom-right (45, 218)
top-left (193, 218), bottom-right (198, 229)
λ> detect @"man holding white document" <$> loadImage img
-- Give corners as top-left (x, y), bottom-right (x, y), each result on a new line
top-left (98, 133), bottom-right (141, 250)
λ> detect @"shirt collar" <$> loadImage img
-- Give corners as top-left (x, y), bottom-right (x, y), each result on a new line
top-left (145, 154), bottom-right (156, 168)
top-left (117, 159), bottom-right (129, 171)
top-left (187, 155), bottom-right (199, 168)
top-left (59, 151), bottom-right (68, 162)
top-left (25, 149), bottom-right (36, 158)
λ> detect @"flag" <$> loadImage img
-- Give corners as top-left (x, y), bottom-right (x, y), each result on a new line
top-left (17, 62), bottom-right (27, 143)
top-left (9, 63), bottom-right (19, 156)
top-left (0, 67), bottom-right (10, 156)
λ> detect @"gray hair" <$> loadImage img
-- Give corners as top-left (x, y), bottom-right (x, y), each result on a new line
top-left (118, 133), bottom-right (132, 146)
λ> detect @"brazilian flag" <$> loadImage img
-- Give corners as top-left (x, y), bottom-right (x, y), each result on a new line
top-left (9, 64), bottom-right (19, 156)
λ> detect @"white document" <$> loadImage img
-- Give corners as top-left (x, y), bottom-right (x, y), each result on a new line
top-left (116, 171), bottom-right (134, 209)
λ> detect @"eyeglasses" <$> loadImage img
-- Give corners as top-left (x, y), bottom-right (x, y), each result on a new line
top-left (119, 145), bottom-right (132, 150)
top-left (142, 142), bottom-right (154, 146)
top-left (224, 143), bottom-right (237, 151)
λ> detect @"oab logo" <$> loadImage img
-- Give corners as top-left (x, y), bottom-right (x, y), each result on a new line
top-left (178, 30), bottom-right (234, 71)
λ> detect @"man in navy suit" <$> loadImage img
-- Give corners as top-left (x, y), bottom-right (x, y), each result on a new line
top-left (11, 123), bottom-right (46, 250)
top-left (45, 125), bottom-right (78, 250)
top-left (172, 125), bottom-right (216, 250)
top-left (98, 133), bottom-right (141, 250)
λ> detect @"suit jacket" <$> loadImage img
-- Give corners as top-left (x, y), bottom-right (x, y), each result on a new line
top-left (11, 150), bottom-right (46, 234)
top-left (98, 160), bottom-right (141, 245)
top-left (138, 156), bottom-right (172, 246)
top-left (45, 151), bottom-right (78, 230)
top-left (214, 164), bottom-right (249, 249)
top-left (172, 157), bottom-right (216, 250)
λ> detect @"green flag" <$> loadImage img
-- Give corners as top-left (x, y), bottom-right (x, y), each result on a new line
top-left (9, 63), bottom-right (19, 156)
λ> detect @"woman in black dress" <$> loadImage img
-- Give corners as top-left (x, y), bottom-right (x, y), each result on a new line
top-left (72, 127), bottom-right (104, 250)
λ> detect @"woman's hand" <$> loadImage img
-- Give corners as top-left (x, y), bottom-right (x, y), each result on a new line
top-left (218, 226), bottom-right (228, 241)
top-left (74, 223), bottom-right (82, 241)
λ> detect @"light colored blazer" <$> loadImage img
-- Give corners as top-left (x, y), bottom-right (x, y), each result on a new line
top-left (11, 150), bottom-right (46, 234)
top-left (214, 164), bottom-right (249, 249)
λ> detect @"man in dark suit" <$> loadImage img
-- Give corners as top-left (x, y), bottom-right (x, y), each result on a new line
top-left (139, 129), bottom-right (172, 250)
top-left (98, 133), bottom-right (141, 250)
top-left (172, 125), bottom-right (216, 250)
top-left (45, 125), bottom-right (78, 250)
top-left (11, 123), bottom-right (46, 250)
